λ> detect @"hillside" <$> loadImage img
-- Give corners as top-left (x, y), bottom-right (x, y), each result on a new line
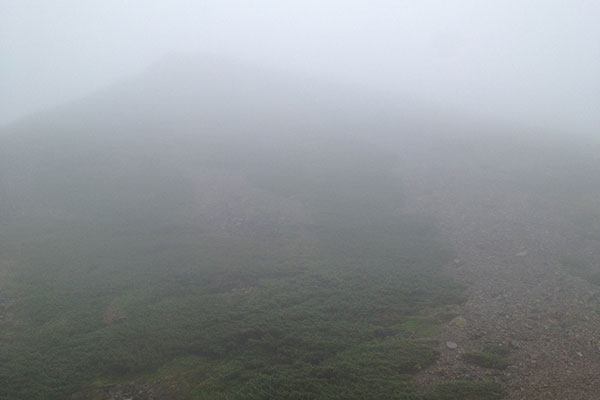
top-left (3, 55), bottom-right (599, 400)
top-left (0, 57), bottom-right (503, 400)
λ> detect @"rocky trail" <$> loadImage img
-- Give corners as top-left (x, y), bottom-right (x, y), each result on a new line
top-left (401, 145), bottom-right (600, 399)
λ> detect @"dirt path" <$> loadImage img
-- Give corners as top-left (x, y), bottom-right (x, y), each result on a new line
top-left (400, 145), bottom-right (600, 399)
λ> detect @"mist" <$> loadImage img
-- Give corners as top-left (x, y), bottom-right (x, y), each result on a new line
top-left (3, 1), bottom-right (599, 135)
top-left (3, 2), bottom-right (600, 400)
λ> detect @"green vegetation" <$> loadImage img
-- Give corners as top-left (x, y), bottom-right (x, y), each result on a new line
top-left (425, 381), bottom-right (505, 400)
top-left (462, 344), bottom-right (511, 370)
top-left (0, 206), bottom-right (472, 399)
top-left (482, 344), bottom-right (510, 357)
top-left (0, 121), bottom-right (503, 398)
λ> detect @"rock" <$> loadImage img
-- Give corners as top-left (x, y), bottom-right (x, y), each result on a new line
top-left (510, 340), bottom-right (521, 349)
top-left (515, 250), bottom-right (528, 257)
top-left (446, 341), bottom-right (458, 349)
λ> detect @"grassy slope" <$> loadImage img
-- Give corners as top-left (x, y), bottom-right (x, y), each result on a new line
top-left (0, 60), bottom-right (507, 399)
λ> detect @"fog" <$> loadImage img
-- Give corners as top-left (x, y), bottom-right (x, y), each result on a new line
top-left (3, 2), bottom-right (600, 400)
top-left (3, 1), bottom-right (599, 135)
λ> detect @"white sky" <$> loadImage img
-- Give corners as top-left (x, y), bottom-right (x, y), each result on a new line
top-left (2, 0), bottom-right (599, 134)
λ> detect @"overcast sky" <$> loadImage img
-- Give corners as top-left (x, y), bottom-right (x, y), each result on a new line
top-left (2, 1), bottom-right (599, 134)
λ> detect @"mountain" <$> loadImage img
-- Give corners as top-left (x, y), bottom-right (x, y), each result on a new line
top-left (0, 56), bottom-right (412, 232)
top-left (7, 55), bottom-right (597, 400)
top-left (0, 55), bottom-right (475, 400)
